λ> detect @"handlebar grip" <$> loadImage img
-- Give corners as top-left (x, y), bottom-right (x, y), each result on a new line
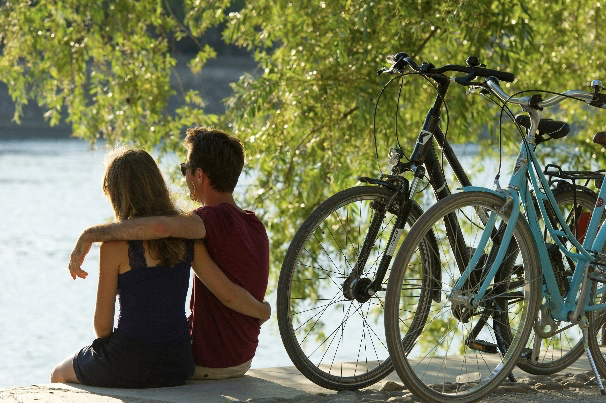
top-left (473, 67), bottom-right (515, 83)
top-left (392, 52), bottom-right (409, 70)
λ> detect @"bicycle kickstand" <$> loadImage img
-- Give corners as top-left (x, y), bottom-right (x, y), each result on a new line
top-left (581, 315), bottom-right (606, 395)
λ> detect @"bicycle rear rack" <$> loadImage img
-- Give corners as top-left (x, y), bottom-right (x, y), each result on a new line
top-left (544, 163), bottom-right (605, 189)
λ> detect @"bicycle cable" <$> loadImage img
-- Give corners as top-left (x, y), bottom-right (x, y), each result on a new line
top-left (473, 91), bottom-right (521, 184)
top-left (394, 76), bottom-right (404, 152)
top-left (373, 69), bottom-right (454, 189)
top-left (419, 73), bottom-right (451, 194)
top-left (446, 86), bottom-right (523, 231)
top-left (372, 72), bottom-right (411, 175)
top-left (494, 87), bottom-right (598, 224)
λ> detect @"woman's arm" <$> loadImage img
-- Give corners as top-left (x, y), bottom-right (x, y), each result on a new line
top-left (192, 241), bottom-right (271, 323)
top-left (93, 241), bottom-right (122, 338)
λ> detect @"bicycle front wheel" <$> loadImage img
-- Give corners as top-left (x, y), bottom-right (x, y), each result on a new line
top-left (276, 185), bottom-right (430, 390)
top-left (385, 191), bottom-right (541, 402)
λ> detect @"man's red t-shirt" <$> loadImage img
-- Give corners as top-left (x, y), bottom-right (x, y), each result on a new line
top-left (189, 203), bottom-right (269, 368)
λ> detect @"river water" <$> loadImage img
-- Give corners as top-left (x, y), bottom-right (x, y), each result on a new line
top-left (0, 138), bottom-right (291, 389)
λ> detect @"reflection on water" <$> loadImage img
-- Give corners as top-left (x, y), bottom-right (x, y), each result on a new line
top-left (0, 138), bottom-right (289, 389)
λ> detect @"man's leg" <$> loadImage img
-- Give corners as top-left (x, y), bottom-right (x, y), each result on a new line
top-left (191, 359), bottom-right (252, 380)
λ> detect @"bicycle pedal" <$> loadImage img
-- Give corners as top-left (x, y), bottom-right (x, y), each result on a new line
top-left (465, 339), bottom-right (498, 354)
top-left (519, 347), bottom-right (533, 362)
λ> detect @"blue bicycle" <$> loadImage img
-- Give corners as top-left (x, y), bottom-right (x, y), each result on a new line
top-left (384, 76), bottom-right (606, 401)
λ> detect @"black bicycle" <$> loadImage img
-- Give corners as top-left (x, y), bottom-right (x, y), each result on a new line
top-left (276, 52), bottom-right (521, 390)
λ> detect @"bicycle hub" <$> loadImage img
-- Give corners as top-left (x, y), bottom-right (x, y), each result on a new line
top-left (342, 277), bottom-right (373, 303)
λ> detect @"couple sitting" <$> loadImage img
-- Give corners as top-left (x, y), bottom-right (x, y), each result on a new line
top-left (50, 127), bottom-right (270, 387)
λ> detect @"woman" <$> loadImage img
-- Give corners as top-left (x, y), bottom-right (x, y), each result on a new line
top-left (50, 148), bottom-right (270, 388)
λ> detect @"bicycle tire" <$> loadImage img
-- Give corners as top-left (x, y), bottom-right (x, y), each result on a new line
top-left (517, 187), bottom-right (599, 375)
top-left (580, 217), bottom-right (606, 379)
top-left (276, 185), bottom-right (434, 390)
top-left (385, 191), bottom-right (541, 402)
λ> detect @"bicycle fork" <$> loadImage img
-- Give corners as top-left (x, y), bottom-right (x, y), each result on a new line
top-left (342, 166), bottom-right (426, 303)
top-left (450, 190), bottom-right (521, 305)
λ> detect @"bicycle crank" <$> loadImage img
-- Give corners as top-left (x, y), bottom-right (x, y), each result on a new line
top-left (533, 303), bottom-right (560, 339)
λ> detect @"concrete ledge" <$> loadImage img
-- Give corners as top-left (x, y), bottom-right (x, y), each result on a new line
top-left (0, 359), bottom-right (598, 403)
top-left (0, 366), bottom-right (334, 403)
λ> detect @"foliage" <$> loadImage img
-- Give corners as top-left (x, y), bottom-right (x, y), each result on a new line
top-left (222, 0), bottom-right (606, 280)
top-left (0, 0), bottom-right (217, 155)
top-left (2, 0), bottom-right (606, 283)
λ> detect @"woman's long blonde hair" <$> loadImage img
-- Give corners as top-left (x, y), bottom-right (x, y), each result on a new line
top-left (103, 147), bottom-right (185, 267)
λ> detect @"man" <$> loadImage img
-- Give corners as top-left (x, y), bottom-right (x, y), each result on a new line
top-left (69, 127), bottom-right (270, 379)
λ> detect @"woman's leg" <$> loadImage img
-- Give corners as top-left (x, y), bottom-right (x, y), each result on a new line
top-left (50, 355), bottom-right (80, 384)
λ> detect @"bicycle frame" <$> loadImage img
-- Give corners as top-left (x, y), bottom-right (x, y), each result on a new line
top-left (453, 88), bottom-right (606, 325)
top-left (348, 54), bottom-right (516, 301)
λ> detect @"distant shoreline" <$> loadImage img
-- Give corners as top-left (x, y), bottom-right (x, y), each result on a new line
top-left (0, 54), bottom-right (257, 141)
top-left (0, 126), bottom-right (72, 139)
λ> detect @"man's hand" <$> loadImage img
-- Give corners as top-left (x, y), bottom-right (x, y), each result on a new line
top-left (258, 301), bottom-right (271, 326)
top-left (67, 215), bottom-right (206, 281)
top-left (69, 236), bottom-right (91, 280)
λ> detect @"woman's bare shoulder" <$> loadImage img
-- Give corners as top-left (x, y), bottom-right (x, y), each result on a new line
top-left (100, 240), bottom-right (128, 253)
top-left (99, 241), bottom-right (130, 270)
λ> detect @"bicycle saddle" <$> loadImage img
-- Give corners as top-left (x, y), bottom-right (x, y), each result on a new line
top-left (514, 115), bottom-right (570, 144)
top-left (594, 132), bottom-right (606, 146)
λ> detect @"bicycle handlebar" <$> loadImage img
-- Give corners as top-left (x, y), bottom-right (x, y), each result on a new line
top-left (380, 52), bottom-right (515, 84)
top-left (484, 77), bottom-right (606, 110)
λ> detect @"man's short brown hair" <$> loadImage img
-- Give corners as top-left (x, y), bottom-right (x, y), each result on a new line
top-left (183, 127), bottom-right (245, 192)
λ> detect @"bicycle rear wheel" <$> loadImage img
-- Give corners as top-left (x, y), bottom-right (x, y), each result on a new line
top-left (518, 187), bottom-right (599, 374)
top-left (584, 284), bottom-right (606, 378)
top-left (276, 186), bottom-right (434, 390)
top-left (385, 191), bottom-right (541, 402)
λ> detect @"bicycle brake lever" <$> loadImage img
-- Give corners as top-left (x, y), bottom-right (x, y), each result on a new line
top-left (466, 85), bottom-right (483, 94)
top-left (466, 84), bottom-right (490, 96)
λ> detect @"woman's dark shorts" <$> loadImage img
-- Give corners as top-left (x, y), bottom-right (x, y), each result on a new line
top-left (73, 331), bottom-right (195, 388)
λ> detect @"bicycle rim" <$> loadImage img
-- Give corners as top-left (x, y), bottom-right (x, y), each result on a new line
top-left (385, 191), bottom-right (540, 402)
top-left (582, 218), bottom-right (606, 378)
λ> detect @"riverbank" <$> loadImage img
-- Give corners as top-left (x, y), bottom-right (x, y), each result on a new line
top-left (3, 361), bottom-right (606, 402)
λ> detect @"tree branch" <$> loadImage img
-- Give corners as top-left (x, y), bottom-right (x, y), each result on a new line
top-left (412, 28), bottom-right (439, 58)
top-left (282, 105), bottom-right (359, 186)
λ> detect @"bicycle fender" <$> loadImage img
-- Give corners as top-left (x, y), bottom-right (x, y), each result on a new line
top-left (458, 186), bottom-right (506, 198)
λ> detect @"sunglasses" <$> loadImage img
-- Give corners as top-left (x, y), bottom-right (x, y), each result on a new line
top-left (180, 162), bottom-right (192, 176)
